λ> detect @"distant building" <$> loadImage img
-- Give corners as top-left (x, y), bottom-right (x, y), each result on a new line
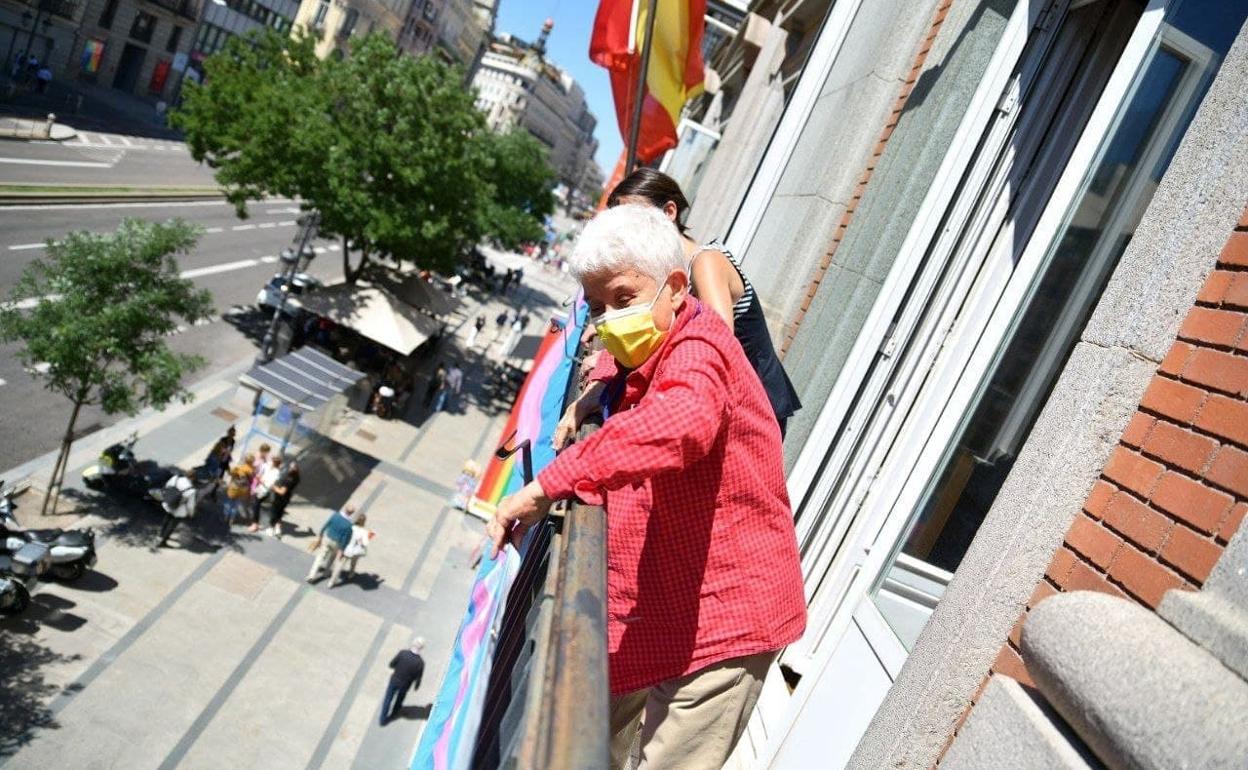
top-left (291, 0), bottom-right (407, 58)
top-left (185, 0), bottom-right (296, 86)
top-left (397, 0), bottom-right (492, 73)
top-left (471, 19), bottom-right (600, 206)
top-left (0, 0), bottom-right (209, 102)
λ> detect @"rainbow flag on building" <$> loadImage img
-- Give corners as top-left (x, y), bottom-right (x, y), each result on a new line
top-left (412, 296), bottom-right (588, 770)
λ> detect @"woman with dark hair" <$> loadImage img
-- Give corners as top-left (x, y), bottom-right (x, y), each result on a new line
top-left (556, 168), bottom-right (800, 441)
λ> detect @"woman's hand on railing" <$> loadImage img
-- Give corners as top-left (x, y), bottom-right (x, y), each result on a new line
top-left (553, 381), bottom-right (606, 450)
top-left (487, 480), bottom-right (552, 558)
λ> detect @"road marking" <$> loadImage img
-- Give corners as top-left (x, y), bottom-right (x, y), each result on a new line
top-left (257, 222), bottom-right (276, 229)
top-left (8, 242), bottom-right (45, 250)
top-left (277, 220), bottom-right (296, 227)
top-left (98, 133), bottom-right (115, 146)
top-left (204, 226), bottom-right (224, 233)
top-left (232, 224), bottom-right (255, 231)
top-left (180, 258), bottom-right (259, 279)
top-left (0, 156), bottom-right (113, 168)
top-left (328, 244), bottom-right (341, 251)
top-left (0, 200), bottom-right (230, 212)
top-left (266, 206), bottom-right (301, 215)
top-left (117, 135), bottom-right (133, 146)
top-left (259, 255), bottom-right (278, 263)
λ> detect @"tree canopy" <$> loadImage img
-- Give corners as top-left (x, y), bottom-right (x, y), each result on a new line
top-left (0, 219), bottom-right (212, 512)
top-left (173, 31), bottom-right (555, 279)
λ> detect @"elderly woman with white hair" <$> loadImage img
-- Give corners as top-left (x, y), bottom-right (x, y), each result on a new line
top-left (487, 204), bottom-right (806, 770)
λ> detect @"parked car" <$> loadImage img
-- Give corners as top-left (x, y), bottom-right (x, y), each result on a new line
top-left (256, 273), bottom-right (322, 314)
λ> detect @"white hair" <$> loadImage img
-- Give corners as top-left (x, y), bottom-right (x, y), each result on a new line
top-left (568, 204), bottom-right (685, 286)
top-left (411, 636), bottom-right (426, 652)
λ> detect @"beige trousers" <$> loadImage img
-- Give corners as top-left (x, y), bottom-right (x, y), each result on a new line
top-left (609, 650), bottom-right (776, 770)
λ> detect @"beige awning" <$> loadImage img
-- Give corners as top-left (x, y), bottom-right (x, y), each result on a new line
top-left (384, 274), bottom-right (460, 317)
top-left (299, 283), bottom-right (442, 356)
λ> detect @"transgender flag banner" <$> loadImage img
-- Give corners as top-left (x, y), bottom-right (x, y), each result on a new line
top-left (410, 545), bottom-right (520, 770)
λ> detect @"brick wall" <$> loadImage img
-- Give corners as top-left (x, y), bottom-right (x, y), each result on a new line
top-left (937, 203), bottom-right (1248, 763)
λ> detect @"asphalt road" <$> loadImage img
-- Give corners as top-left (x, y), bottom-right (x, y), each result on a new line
top-left (0, 184), bottom-right (349, 472)
top-left (1, 129), bottom-right (218, 187)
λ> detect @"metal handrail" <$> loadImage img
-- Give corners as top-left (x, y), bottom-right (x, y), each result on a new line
top-left (470, 351), bottom-right (610, 768)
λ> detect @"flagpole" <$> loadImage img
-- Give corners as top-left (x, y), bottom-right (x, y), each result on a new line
top-left (624, 0), bottom-right (659, 176)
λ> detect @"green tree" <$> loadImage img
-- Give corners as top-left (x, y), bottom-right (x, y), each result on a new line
top-left (478, 130), bottom-right (557, 249)
top-left (0, 220), bottom-right (213, 514)
top-left (173, 32), bottom-right (554, 280)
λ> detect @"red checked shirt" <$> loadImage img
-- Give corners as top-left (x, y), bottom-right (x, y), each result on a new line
top-left (539, 300), bottom-right (807, 695)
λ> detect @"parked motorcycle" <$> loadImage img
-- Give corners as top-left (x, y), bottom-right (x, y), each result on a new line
top-left (82, 432), bottom-right (175, 502)
top-left (0, 540), bottom-right (50, 616)
top-left (0, 481), bottom-right (97, 582)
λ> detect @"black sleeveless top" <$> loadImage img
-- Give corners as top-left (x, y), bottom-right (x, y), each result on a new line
top-left (693, 241), bottom-right (801, 428)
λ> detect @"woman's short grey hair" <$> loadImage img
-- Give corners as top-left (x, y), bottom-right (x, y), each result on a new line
top-left (567, 203), bottom-right (685, 286)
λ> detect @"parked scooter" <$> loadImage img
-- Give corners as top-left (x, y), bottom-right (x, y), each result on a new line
top-left (82, 432), bottom-right (175, 502)
top-left (0, 481), bottom-right (97, 582)
top-left (0, 540), bottom-right (50, 615)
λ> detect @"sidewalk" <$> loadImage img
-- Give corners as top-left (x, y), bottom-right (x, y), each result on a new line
top-left (0, 260), bottom-right (577, 769)
top-left (1, 77), bottom-right (180, 140)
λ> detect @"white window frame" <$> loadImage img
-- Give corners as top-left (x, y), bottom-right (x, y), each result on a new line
top-left (761, 3), bottom-right (1170, 762)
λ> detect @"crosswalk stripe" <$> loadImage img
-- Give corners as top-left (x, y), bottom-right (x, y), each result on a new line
top-left (118, 135), bottom-right (133, 146)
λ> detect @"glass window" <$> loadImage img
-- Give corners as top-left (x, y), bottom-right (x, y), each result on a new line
top-left (166, 25), bottom-right (182, 53)
top-left (98, 0), bottom-right (119, 28)
top-left (872, 0), bottom-right (1246, 650)
top-left (313, 1), bottom-right (329, 27)
top-left (130, 11), bottom-right (157, 44)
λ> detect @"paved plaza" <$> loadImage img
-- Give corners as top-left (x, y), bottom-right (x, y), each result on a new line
top-left (0, 261), bottom-right (575, 769)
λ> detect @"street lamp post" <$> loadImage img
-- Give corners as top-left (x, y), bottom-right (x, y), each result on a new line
top-left (257, 211), bottom-right (320, 365)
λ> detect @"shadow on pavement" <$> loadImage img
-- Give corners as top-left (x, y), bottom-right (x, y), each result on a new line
top-left (396, 704), bottom-right (432, 722)
top-left (293, 437), bottom-right (380, 513)
top-left (0, 632), bottom-right (82, 759)
top-left (56, 488), bottom-right (257, 554)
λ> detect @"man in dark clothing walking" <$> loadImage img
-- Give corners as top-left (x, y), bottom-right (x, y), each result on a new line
top-left (380, 637), bottom-right (426, 725)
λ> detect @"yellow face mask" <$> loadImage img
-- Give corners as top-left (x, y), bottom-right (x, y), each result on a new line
top-left (593, 287), bottom-right (667, 369)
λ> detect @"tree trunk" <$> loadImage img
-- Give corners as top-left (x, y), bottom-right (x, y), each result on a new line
top-left (342, 238), bottom-right (370, 284)
top-left (43, 398), bottom-right (83, 515)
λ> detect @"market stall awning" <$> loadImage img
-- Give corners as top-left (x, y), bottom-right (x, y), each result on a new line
top-left (298, 283), bottom-right (442, 355)
top-left (385, 274), bottom-right (460, 317)
top-left (240, 346), bottom-right (365, 411)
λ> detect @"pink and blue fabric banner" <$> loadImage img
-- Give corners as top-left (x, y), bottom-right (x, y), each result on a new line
top-left (412, 296), bottom-right (588, 770)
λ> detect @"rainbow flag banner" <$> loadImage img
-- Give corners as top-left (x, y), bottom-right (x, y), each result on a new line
top-left (467, 297), bottom-right (589, 518)
top-left (411, 297), bottom-right (587, 770)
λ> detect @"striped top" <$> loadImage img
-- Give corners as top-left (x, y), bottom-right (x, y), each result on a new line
top-left (691, 240), bottom-right (755, 322)
top-left (688, 240), bottom-right (802, 427)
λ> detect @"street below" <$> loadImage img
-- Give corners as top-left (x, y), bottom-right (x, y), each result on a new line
top-left (0, 138), bottom-right (350, 470)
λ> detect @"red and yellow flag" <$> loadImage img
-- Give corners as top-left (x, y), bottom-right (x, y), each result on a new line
top-left (591, 0), bottom-right (706, 165)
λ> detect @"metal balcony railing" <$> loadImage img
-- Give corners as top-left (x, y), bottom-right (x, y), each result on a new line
top-left (470, 367), bottom-right (610, 768)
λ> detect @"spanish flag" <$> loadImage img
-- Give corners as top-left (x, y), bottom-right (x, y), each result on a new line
top-left (591, 0), bottom-right (706, 165)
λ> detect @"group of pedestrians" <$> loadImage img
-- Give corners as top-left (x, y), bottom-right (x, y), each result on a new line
top-left (9, 53), bottom-right (52, 92)
top-left (206, 435), bottom-right (300, 538)
top-left (422, 361), bottom-right (463, 413)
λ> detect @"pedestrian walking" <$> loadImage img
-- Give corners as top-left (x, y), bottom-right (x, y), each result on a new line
top-left (247, 455), bottom-right (281, 532)
top-left (501, 316), bottom-right (524, 359)
top-left (267, 459), bottom-right (300, 538)
top-left (157, 472), bottom-right (197, 547)
top-left (466, 314), bottom-right (486, 348)
top-left (204, 426), bottom-right (235, 500)
top-left (493, 310), bottom-right (509, 343)
top-left (35, 66), bottom-right (51, 93)
top-left (439, 364), bottom-right (463, 412)
top-left (306, 505), bottom-right (357, 584)
top-left (334, 513), bottom-right (372, 586)
top-left (380, 638), bottom-right (425, 726)
top-left (423, 363), bottom-right (446, 410)
top-left (223, 453), bottom-right (255, 523)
